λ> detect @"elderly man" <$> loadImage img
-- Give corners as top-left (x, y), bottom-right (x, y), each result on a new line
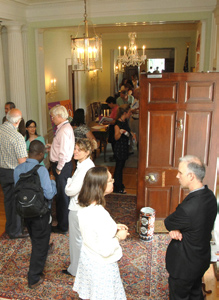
top-left (0, 108), bottom-right (28, 238)
top-left (165, 155), bottom-right (217, 300)
top-left (116, 90), bottom-right (134, 106)
top-left (47, 105), bottom-right (75, 234)
top-left (2, 101), bottom-right (26, 136)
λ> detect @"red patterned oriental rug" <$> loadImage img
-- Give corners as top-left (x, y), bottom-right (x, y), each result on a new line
top-left (0, 194), bottom-right (170, 300)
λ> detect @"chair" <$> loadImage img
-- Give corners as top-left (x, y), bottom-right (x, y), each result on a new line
top-left (86, 102), bottom-right (110, 162)
top-left (90, 102), bottom-right (101, 121)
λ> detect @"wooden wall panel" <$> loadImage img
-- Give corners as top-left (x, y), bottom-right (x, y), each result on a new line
top-left (146, 187), bottom-right (172, 218)
top-left (185, 81), bottom-right (214, 103)
top-left (184, 111), bottom-right (212, 165)
top-left (147, 111), bottom-right (176, 167)
top-left (148, 82), bottom-right (178, 103)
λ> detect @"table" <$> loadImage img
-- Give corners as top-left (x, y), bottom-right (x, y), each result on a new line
top-left (90, 123), bottom-right (109, 162)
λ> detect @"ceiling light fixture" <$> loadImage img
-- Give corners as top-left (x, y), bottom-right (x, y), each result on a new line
top-left (71, 0), bottom-right (102, 72)
top-left (118, 32), bottom-right (146, 67)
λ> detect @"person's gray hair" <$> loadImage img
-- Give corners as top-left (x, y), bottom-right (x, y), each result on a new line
top-left (50, 105), bottom-right (68, 119)
top-left (5, 102), bottom-right (15, 109)
top-left (6, 109), bottom-right (22, 124)
top-left (179, 155), bottom-right (206, 182)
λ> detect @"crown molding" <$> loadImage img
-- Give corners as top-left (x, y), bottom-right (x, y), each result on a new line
top-left (0, 0), bottom-right (217, 23)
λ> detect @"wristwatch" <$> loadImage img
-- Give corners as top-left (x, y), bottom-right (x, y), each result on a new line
top-left (56, 168), bottom-right (61, 174)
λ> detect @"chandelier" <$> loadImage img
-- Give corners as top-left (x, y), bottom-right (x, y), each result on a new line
top-left (117, 32), bottom-right (146, 67)
top-left (71, 0), bottom-right (102, 71)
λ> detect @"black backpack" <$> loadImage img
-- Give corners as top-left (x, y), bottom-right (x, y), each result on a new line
top-left (15, 164), bottom-right (49, 218)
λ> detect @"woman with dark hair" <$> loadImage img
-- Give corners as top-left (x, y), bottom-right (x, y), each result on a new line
top-left (113, 104), bottom-right (136, 194)
top-left (25, 120), bottom-right (47, 166)
top-left (71, 108), bottom-right (97, 149)
top-left (73, 166), bottom-right (129, 300)
top-left (63, 138), bottom-right (95, 276)
top-left (119, 77), bottom-right (128, 92)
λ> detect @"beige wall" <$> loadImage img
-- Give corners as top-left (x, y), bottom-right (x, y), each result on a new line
top-left (43, 27), bottom-right (197, 112)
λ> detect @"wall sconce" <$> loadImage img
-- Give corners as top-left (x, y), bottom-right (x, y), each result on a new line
top-left (90, 70), bottom-right (97, 81)
top-left (115, 60), bottom-right (125, 74)
top-left (46, 78), bottom-right (58, 96)
top-left (115, 64), bottom-right (119, 74)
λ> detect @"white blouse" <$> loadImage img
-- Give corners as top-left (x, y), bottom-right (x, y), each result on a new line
top-left (65, 157), bottom-right (95, 211)
top-left (78, 204), bottom-right (122, 264)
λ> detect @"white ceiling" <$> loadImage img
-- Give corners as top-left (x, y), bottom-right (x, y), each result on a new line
top-left (13, 0), bottom-right (73, 4)
top-left (0, 0), bottom-right (217, 25)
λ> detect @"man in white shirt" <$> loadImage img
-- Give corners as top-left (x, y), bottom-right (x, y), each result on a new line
top-left (47, 105), bottom-right (75, 234)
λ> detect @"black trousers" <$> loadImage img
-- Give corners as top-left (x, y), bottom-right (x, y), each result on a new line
top-left (169, 275), bottom-right (204, 300)
top-left (51, 161), bottom-right (73, 232)
top-left (0, 168), bottom-right (22, 238)
top-left (25, 212), bottom-right (51, 285)
top-left (113, 159), bottom-right (126, 192)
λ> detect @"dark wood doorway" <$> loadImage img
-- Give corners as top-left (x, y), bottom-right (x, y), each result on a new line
top-left (137, 72), bottom-right (219, 218)
top-left (124, 66), bottom-right (139, 82)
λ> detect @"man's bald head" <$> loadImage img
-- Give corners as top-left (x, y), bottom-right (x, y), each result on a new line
top-left (6, 108), bottom-right (22, 124)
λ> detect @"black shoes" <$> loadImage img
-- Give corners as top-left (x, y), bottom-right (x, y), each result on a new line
top-left (28, 274), bottom-right (45, 289)
top-left (52, 226), bottom-right (68, 234)
top-left (62, 269), bottom-right (72, 276)
top-left (113, 189), bottom-right (127, 194)
top-left (10, 232), bottom-right (29, 239)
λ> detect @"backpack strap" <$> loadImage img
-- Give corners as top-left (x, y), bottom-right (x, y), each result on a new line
top-left (19, 164), bottom-right (43, 179)
top-left (31, 164), bottom-right (42, 173)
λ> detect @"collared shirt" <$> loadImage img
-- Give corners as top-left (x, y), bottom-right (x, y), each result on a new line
top-left (0, 121), bottom-right (27, 169)
top-left (50, 121), bottom-right (75, 170)
top-left (116, 95), bottom-right (134, 106)
top-left (65, 157), bottom-right (95, 211)
top-left (14, 158), bottom-right (57, 206)
top-left (2, 116), bottom-right (26, 136)
top-left (189, 185), bottom-right (204, 193)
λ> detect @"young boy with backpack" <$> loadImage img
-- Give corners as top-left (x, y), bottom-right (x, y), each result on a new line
top-left (14, 140), bottom-right (57, 289)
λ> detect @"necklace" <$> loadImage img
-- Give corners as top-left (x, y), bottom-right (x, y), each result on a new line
top-left (119, 117), bottom-right (125, 122)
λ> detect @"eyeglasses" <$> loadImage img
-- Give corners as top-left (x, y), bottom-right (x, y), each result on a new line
top-left (28, 126), bottom-right (36, 129)
top-left (107, 178), bottom-right (114, 183)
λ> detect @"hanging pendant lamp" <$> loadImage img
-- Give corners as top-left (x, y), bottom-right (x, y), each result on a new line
top-left (71, 0), bottom-right (102, 72)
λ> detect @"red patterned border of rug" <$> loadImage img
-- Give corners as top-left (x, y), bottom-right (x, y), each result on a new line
top-left (0, 194), bottom-right (170, 299)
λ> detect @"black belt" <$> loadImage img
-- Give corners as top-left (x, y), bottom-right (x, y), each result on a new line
top-left (132, 117), bottom-right (139, 120)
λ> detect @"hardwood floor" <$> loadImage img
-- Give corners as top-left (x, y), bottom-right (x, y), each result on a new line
top-left (0, 167), bottom-right (218, 299)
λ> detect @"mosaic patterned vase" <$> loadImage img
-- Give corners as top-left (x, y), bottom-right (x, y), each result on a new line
top-left (139, 207), bottom-right (155, 241)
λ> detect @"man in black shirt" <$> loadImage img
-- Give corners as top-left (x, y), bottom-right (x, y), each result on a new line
top-left (165, 155), bottom-right (217, 300)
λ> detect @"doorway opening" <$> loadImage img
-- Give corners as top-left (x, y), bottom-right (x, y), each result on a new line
top-left (147, 58), bottom-right (165, 73)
